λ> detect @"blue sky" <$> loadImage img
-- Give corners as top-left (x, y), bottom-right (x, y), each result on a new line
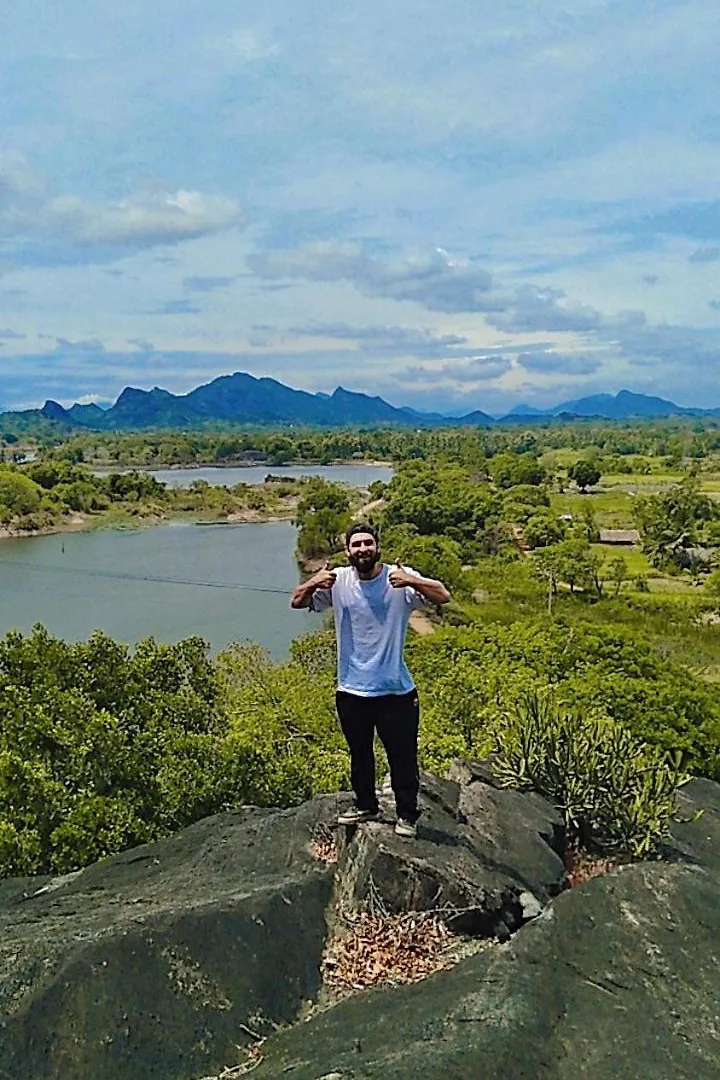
top-left (2, 0), bottom-right (720, 415)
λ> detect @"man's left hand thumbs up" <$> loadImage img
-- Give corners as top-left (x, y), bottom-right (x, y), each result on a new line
top-left (389, 559), bottom-right (410, 588)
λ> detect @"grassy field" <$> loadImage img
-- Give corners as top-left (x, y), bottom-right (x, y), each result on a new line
top-left (602, 472), bottom-right (720, 490)
top-left (550, 489), bottom-right (635, 527)
top-left (591, 543), bottom-right (650, 576)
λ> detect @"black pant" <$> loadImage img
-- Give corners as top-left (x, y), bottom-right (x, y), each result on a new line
top-left (335, 689), bottom-right (420, 823)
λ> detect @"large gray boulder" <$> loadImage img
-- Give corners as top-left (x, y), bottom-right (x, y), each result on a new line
top-left (245, 770), bottom-right (720, 1080)
top-left (251, 860), bottom-right (720, 1080)
top-left (0, 799), bottom-right (338, 1080)
top-left (0, 765), bottom-right (718, 1080)
top-left (336, 767), bottom-right (566, 937)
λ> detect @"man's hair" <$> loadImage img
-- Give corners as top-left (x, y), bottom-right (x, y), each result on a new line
top-left (345, 521), bottom-right (380, 545)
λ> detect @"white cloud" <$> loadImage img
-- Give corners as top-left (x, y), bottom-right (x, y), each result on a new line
top-left (288, 322), bottom-right (469, 355)
top-left (221, 29), bottom-right (280, 64)
top-left (397, 355), bottom-right (512, 384)
top-left (0, 155), bottom-right (243, 257)
top-left (516, 351), bottom-right (604, 375)
top-left (54, 336), bottom-right (105, 352)
top-left (44, 189), bottom-right (241, 248)
top-left (250, 243), bottom-right (500, 313)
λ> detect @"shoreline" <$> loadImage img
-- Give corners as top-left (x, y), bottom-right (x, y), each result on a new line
top-left (1, 459), bottom-right (384, 544)
top-left (0, 507), bottom-right (297, 543)
top-left (89, 458), bottom-right (392, 473)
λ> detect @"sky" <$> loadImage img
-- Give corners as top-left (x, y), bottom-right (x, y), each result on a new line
top-left (1, 0), bottom-right (720, 416)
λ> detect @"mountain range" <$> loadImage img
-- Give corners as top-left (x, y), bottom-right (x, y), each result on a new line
top-left (1, 375), bottom-right (717, 432)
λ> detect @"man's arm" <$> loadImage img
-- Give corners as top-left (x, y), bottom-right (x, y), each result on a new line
top-left (290, 564), bottom-right (336, 609)
top-left (388, 562), bottom-right (451, 605)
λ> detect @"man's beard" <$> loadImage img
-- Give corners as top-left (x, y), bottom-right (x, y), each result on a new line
top-left (349, 550), bottom-right (380, 577)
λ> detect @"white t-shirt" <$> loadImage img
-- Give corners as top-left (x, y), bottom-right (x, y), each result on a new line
top-left (311, 564), bottom-right (428, 697)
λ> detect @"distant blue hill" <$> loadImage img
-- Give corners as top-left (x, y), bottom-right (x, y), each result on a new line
top-left (506, 403), bottom-right (547, 416)
top-left (1, 377), bottom-right (717, 432)
top-left (13, 371), bottom-right (494, 431)
top-left (496, 389), bottom-right (717, 422)
top-left (549, 389), bottom-right (705, 419)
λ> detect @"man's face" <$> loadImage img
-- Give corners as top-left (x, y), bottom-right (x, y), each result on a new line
top-left (346, 531), bottom-right (380, 571)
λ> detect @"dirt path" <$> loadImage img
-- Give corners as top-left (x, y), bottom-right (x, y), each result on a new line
top-left (357, 497), bottom-right (385, 518)
top-left (409, 609), bottom-right (436, 636)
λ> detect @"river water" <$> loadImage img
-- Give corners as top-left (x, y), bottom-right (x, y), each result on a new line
top-left (108, 463), bottom-right (395, 488)
top-left (0, 522), bottom-right (310, 657)
top-left (0, 465), bottom-right (392, 656)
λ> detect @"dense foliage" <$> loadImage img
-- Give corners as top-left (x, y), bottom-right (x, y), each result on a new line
top-left (294, 478), bottom-right (352, 557)
top-left (3, 417), bottom-right (720, 877)
top-left (9, 415), bottom-right (720, 470)
top-left (0, 628), bottom-right (348, 877)
top-left (1, 605), bottom-right (718, 877)
top-left (0, 629), bottom-right (232, 875)
top-left (0, 460), bottom-right (308, 533)
top-left (634, 476), bottom-right (718, 569)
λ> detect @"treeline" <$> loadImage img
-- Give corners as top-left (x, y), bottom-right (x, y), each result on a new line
top-left (16, 417), bottom-right (720, 471)
top-left (1, 610), bottom-right (718, 879)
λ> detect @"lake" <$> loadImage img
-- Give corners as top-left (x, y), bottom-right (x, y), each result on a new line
top-left (0, 520), bottom-right (320, 659)
top-left (103, 463), bottom-right (394, 489)
top-left (0, 463), bottom-right (393, 656)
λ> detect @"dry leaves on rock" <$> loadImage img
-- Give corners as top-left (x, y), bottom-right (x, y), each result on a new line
top-left (310, 823), bottom-right (338, 864)
top-left (322, 909), bottom-right (456, 991)
top-left (565, 845), bottom-right (628, 888)
top-left (195, 1039), bottom-right (265, 1078)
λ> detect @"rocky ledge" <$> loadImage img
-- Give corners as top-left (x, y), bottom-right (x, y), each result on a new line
top-left (0, 765), bottom-right (718, 1080)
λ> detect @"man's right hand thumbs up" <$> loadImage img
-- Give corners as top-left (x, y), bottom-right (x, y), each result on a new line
top-left (312, 561), bottom-right (336, 589)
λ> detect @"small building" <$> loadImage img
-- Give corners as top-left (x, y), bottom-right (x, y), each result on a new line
top-left (598, 529), bottom-right (640, 546)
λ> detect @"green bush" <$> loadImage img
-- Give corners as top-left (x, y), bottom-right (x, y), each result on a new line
top-left (493, 691), bottom-right (689, 856)
top-left (380, 523), bottom-right (465, 594)
top-left (0, 627), bottom-right (243, 876)
top-left (0, 469), bottom-right (42, 517)
top-left (294, 478), bottom-right (351, 557)
top-left (216, 637), bottom-right (348, 806)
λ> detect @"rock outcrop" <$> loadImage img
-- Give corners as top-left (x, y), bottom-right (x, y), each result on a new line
top-left (0, 800), bottom-right (338, 1080)
top-left (0, 765), bottom-right (718, 1080)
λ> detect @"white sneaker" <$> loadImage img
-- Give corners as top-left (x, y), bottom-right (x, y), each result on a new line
top-left (337, 807), bottom-right (379, 826)
top-left (394, 818), bottom-right (418, 839)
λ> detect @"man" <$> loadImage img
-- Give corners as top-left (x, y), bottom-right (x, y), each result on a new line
top-left (290, 523), bottom-right (451, 838)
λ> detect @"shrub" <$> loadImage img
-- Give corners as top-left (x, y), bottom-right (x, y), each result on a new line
top-left (492, 691), bottom-right (689, 857)
top-left (0, 628), bottom-right (236, 876)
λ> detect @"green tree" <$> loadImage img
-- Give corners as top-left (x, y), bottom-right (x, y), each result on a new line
top-left (573, 503), bottom-right (599, 542)
top-left (381, 460), bottom-right (496, 553)
top-left (568, 460), bottom-right (601, 492)
top-left (490, 452), bottom-right (547, 489)
top-left (607, 555), bottom-right (629, 596)
top-left (523, 510), bottom-right (566, 549)
top-left (381, 523), bottom-right (465, 594)
top-left (295, 478), bottom-right (351, 557)
top-left (634, 477), bottom-right (715, 568)
top-left (501, 484), bottom-right (550, 525)
top-left (0, 469), bottom-right (42, 518)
